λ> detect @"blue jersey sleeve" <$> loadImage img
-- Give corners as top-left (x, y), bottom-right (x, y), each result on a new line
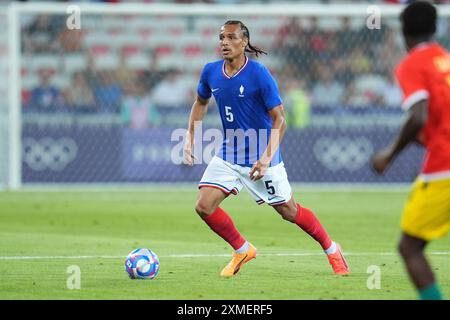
top-left (197, 64), bottom-right (212, 100)
top-left (259, 66), bottom-right (282, 111)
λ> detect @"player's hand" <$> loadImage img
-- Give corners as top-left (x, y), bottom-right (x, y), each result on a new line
top-left (249, 160), bottom-right (269, 181)
top-left (183, 131), bottom-right (197, 166)
top-left (372, 149), bottom-right (393, 175)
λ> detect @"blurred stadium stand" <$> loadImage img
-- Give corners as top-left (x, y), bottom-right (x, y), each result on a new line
top-left (17, 4), bottom-right (450, 125)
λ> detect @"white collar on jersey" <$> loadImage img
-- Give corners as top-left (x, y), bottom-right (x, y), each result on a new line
top-left (222, 56), bottom-right (249, 79)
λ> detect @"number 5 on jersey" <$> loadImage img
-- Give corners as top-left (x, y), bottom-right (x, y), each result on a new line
top-left (225, 106), bottom-right (234, 122)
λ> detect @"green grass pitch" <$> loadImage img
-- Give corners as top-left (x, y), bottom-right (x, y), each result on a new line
top-left (0, 189), bottom-right (448, 300)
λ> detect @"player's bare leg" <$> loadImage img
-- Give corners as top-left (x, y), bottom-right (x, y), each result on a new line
top-left (195, 186), bottom-right (227, 218)
top-left (272, 196), bottom-right (350, 275)
top-left (195, 187), bottom-right (256, 277)
top-left (398, 233), bottom-right (443, 300)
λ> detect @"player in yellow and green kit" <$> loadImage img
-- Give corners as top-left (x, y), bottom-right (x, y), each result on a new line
top-left (373, 2), bottom-right (450, 300)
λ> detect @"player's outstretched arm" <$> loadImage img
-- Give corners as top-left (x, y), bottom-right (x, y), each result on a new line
top-left (184, 95), bottom-right (209, 166)
top-left (372, 100), bottom-right (428, 174)
top-left (249, 104), bottom-right (286, 181)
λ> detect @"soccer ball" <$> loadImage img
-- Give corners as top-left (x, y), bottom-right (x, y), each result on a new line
top-left (124, 248), bottom-right (160, 280)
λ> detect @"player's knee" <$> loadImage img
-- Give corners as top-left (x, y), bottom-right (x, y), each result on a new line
top-left (195, 200), bottom-right (216, 218)
top-left (277, 206), bottom-right (296, 223)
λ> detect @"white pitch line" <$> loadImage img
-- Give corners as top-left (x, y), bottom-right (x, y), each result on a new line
top-left (0, 252), bottom-right (450, 260)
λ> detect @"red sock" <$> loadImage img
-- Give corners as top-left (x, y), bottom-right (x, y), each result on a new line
top-left (202, 207), bottom-right (246, 250)
top-left (294, 203), bottom-right (332, 251)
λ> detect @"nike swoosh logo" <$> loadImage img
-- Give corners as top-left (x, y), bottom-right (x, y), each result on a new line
top-left (233, 254), bottom-right (248, 275)
top-left (211, 88), bottom-right (219, 92)
top-left (338, 250), bottom-right (349, 269)
top-left (268, 197), bottom-right (277, 201)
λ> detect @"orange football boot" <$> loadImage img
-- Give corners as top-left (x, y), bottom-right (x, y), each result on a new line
top-left (327, 243), bottom-right (350, 275)
top-left (220, 243), bottom-right (257, 277)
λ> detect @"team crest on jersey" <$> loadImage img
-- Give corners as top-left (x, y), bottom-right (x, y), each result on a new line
top-left (239, 85), bottom-right (245, 97)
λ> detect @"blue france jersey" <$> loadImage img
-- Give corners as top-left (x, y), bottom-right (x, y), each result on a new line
top-left (197, 57), bottom-right (283, 167)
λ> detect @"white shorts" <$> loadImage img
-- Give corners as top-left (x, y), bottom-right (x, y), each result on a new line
top-left (199, 156), bottom-right (292, 206)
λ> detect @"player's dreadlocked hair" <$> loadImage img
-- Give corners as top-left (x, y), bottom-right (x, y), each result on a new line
top-left (224, 20), bottom-right (267, 57)
top-left (401, 1), bottom-right (437, 38)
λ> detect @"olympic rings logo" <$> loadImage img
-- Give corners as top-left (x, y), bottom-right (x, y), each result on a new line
top-left (313, 137), bottom-right (374, 172)
top-left (23, 137), bottom-right (78, 172)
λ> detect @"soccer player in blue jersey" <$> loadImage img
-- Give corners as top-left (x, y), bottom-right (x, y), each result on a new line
top-left (184, 21), bottom-right (349, 277)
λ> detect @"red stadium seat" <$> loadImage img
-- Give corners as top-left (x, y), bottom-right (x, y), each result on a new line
top-left (260, 27), bottom-right (277, 36)
top-left (122, 45), bottom-right (141, 57)
top-left (107, 28), bottom-right (122, 37)
top-left (169, 27), bottom-right (184, 36)
top-left (90, 44), bottom-right (111, 56)
top-left (138, 28), bottom-right (154, 40)
top-left (22, 90), bottom-right (31, 105)
top-left (183, 45), bottom-right (202, 57)
top-left (155, 45), bottom-right (175, 57)
top-left (202, 27), bottom-right (215, 37)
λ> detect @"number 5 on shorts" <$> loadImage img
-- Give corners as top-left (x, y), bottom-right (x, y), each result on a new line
top-left (265, 180), bottom-right (275, 195)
